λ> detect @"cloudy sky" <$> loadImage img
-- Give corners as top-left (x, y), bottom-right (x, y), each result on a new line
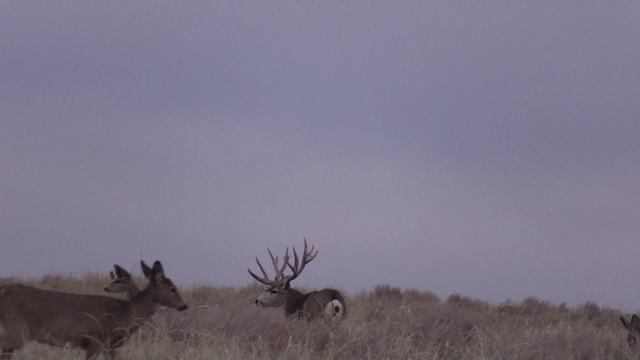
top-left (2, 2), bottom-right (639, 311)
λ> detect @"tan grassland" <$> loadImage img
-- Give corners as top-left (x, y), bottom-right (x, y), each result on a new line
top-left (0, 275), bottom-right (637, 359)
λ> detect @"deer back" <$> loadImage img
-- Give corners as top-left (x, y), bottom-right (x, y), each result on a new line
top-left (0, 284), bottom-right (139, 348)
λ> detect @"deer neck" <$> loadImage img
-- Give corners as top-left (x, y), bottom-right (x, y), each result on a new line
top-left (283, 287), bottom-right (307, 317)
top-left (126, 285), bottom-right (161, 323)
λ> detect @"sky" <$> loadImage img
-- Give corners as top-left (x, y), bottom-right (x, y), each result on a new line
top-left (1, 2), bottom-right (639, 311)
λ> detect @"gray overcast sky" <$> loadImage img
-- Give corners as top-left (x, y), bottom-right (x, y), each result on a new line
top-left (2, 2), bottom-right (639, 310)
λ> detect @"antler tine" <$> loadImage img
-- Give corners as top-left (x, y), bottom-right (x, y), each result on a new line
top-left (248, 256), bottom-right (273, 285)
top-left (248, 247), bottom-right (290, 285)
top-left (286, 238), bottom-right (318, 281)
top-left (268, 248), bottom-right (288, 281)
top-left (304, 238), bottom-right (318, 261)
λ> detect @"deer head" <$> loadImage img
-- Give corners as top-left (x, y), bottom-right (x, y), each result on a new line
top-left (104, 264), bottom-right (140, 299)
top-left (248, 238), bottom-right (317, 307)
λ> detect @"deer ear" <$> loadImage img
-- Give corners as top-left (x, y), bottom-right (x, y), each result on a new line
top-left (114, 264), bottom-right (128, 278)
top-left (109, 271), bottom-right (116, 280)
top-left (141, 261), bottom-right (152, 278)
top-left (631, 314), bottom-right (640, 329)
top-left (152, 261), bottom-right (166, 280)
top-left (284, 278), bottom-right (291, 290)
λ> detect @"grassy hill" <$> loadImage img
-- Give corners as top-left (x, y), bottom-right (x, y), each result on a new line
top-left (0, 274), bottom-right (635, 359)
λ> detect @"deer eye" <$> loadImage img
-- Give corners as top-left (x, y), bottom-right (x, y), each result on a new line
top-left (269, 289), bottom-right (278, 295)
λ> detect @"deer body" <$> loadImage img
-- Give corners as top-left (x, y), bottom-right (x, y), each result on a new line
top-left (0, 261), bottom-right (187, 359)
top-left (282, 288), bottom-right (346, 319)
top-left (249, 239), bottom-right (347, 321)
top-left (1, 285), bottom-right (156, 352)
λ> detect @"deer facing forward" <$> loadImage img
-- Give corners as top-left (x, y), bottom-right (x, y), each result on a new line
top-left (103, 264), bottom-right (141, 299)
top-left (248, 239), bottom-right (346, 321)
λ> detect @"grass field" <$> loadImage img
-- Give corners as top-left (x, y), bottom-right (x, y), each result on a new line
top-left (0, 274), bottom-right (637, 359)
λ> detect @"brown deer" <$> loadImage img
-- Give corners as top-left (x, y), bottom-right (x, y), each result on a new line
top-left (0, 260), bottom-right (187, 359)
top-left (248, 239), bottom-right (346, 320)
top-left (621, 314), bottom-right (640, 349)
top-left (103, 264), bottom-right (141, 299)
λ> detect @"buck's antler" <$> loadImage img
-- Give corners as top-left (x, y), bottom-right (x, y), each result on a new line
top-left (286, 238), bottom-right (317, 282)
top-left (248, 248), bottom-right (290, 286)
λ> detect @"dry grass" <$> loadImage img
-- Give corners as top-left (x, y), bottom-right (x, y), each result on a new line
top-left (0, 277), bottom-right (637, 359)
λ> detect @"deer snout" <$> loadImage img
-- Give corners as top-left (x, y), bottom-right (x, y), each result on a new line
top-left (255, 299), bottom-right (263, 306)
top-left (103, 287), bottom-right (111, 292)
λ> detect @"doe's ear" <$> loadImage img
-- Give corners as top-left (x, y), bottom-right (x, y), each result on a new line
top-left (622, 315), bottom-right (630, 330)
top-left (152, 261), bottom-right (166, 280)
top-left (141, 261), bottom-right (153, 279)
top-left (109, 271), bottom-right (116, 280)
top-left (114, 264), bottom-right (129, 278)
top-left (631, 314), bottom-right (640, 330)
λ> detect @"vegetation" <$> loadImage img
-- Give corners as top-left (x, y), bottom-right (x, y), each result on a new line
top-left (0, 275), bottom-right (637, 359)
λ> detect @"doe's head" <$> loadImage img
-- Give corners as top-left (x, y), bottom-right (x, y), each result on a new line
top-left (141, 260), bottom-right (188, 311)
top-left (104, 264), bottom-right (138, 296)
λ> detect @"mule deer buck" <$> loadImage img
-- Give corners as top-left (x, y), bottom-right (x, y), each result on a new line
top-left (0, 260), bottom-right (187, 359)
top-left (104, 264), bottom-right (141, 299)
top-left (621, 314), bottom-right (640, 349)
top-left (248, 239), bottom-right (346, 320)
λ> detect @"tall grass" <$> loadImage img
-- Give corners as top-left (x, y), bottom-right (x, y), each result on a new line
top-left (0, 276), bottom-right (636, 359)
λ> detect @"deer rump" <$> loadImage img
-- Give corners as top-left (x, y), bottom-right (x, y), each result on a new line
top-left (285, 288), bottom-right (347, 320)
top-left (0, 284), bottom-right (147, 350)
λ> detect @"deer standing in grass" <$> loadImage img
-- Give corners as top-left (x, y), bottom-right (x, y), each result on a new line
top-left (621, 314), bottom-right (640, 349)
top-left (104, 264), bottom-right (141, 299)
top-left (248, 239), bottom-right (346, 320)
top-left (0, 260), bottom-right (187, 359)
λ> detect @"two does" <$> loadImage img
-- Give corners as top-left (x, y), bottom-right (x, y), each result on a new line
top-left (0, 260), bottom-right (187, 360)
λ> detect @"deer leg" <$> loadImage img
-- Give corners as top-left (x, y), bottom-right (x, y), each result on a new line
top-left (0, 332), bottom-right (26, 360)
top-left (84, 342), bottom-right (105, 360)
top-left (0, 340), bottom-right (15, 359)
